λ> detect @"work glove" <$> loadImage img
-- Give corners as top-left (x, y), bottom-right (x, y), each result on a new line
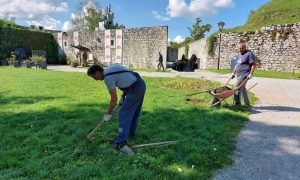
top-left (102, 113), bottom-right (112, 122)
top-left (247, 74), bottom-right (253, 80)
top-left (231, 73), bottom-right (235, 79)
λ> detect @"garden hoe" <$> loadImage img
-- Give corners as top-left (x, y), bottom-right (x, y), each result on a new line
top-left (86, 105), bottom-right (119, 141)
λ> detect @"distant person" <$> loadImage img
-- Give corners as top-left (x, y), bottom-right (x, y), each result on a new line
top-left (231, 43), bottom-right (256, 108)
top-left (87, 64), bottom-right (146, 155)
top-left (179, 54), bottom-right (187, 71)
top-left (190, 54), bottom-right (198, 71)
top-left (157, 52), bottom-right (165, 71)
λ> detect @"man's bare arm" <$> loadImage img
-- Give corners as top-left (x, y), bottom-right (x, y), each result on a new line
top-left (107, 88), bottom-right (118, 114)
top-left (250, 63), bottom-right (256, 75)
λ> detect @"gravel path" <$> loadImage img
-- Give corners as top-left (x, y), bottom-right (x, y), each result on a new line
top-left (176, 71), bottom-right (300, 180)
top-left (48, 66), bottom-right (300, 179)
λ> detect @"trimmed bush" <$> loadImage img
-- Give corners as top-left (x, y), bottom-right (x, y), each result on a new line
top-left (0, 27), bottom-right (59, 64)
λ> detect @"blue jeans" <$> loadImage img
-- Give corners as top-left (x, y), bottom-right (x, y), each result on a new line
top-left (115, 73), bottom-right (146, 144)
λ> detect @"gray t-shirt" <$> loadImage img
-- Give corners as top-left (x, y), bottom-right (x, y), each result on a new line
top-left (104, 64), bottom-right (137, 91)
top-left (236, 50), bottom-right (255, 77)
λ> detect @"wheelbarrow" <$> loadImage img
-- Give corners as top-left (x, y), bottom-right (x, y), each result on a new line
top-left (186, 77), bottom-right (257, 107)
top-left (209, 78), bottom-right (259, 107)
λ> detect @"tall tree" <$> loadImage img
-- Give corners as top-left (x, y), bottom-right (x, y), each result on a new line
top-left (72, 0), bottom-right (103, 31)
top-left (187, 18), bottom-right (212, 40)
top-left (112, 22), bottom-right (125, 29)
top-left (0, 13), bottom-right (17, 28)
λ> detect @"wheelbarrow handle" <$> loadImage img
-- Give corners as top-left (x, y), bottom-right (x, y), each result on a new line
top-left (235, 78), bottom-right (249, 90)
top-left (247, 83), bottom-right (258, 92)
top-left (225, 76), bottom-right (233, 86)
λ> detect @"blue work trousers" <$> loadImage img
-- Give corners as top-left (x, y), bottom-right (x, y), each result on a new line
top-left (115, 73), bottom-right (146, 144)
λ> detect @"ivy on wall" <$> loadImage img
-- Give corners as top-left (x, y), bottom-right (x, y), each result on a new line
top-left (185, 45), bottom-right (189, 58)
top-left (207, 34), bottom-right (217, 56)
top-left (0, 27), bottom-right (59, 64)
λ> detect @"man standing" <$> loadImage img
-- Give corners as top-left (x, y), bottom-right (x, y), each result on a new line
top-left (231, 43), bottom-right (256, 108)
top-left (87, 64), bottom-right (146, 155)
top-left (157, 52), bottom-right (165, 71)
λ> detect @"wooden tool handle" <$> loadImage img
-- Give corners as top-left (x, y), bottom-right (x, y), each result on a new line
top-left (85, 105), bottom-right (119, 140)
top-left (131, 140), bottom-right (178, 149)
top-left (225, 76), bottom-right (232, 86)
top-left (86, 121), bottom-right (105, 140)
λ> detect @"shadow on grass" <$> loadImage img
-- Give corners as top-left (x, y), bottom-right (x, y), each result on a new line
top-left (0, 94), bottom-right (65, 105)
top-left (0, 100), bottom-right (249, 179)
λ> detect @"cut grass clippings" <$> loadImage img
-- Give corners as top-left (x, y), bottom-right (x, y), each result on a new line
top-left (207, 68), bottom-right (300, 80)
top-left (0, 67), bottom-right (253, 179)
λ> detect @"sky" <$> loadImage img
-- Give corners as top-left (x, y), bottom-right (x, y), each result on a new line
top-left (0, 0), bottom-right (271, 42)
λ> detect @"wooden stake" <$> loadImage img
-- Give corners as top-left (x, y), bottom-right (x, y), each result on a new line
top-left (131, 140), bottom-right (178, 149)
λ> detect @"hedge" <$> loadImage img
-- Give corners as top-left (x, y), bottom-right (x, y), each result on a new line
top-left (0, 27), bottom-right (59, 64)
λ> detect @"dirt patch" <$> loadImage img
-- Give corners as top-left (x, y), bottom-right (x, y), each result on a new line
top-left (186, 98), bottom-right (207, 104)
top-left (160, 79), bottom-right (215, 90)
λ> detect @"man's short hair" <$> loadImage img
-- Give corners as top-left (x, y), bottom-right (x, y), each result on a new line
top-left (87, 65), bottom-right (104, 76)
top-left (239, 42), bottom-right (246, 48)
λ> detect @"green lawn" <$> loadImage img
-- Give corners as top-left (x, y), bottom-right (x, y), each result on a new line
top-left (0, 67), bottom-right (252, 179)
top-left (207, 68), bottom-right (300, 80)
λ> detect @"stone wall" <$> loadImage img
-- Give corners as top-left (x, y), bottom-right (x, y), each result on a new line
top-left (167, 47), bottom-right (178, 62)
top-left (58, 26), bottom-right (168, 69)
top-left (208, 23), bottom-right (300, 71)
top-left (178, 46), bottom-right (185, 60)
top-left (187, 38), bottom-right (208, 69)
top-left (123, 26), bottom-right (167, 68)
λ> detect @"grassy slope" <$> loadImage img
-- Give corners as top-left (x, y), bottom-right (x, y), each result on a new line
top-left (0, 67), bottom-right (252, 179)
top-left (207, 68), bottom-right (300, 80)
top-left (223, 0), bottom-right (300, 32)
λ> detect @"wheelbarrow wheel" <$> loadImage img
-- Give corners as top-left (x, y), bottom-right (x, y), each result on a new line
top-left (209, 97), bottom-right (221, 107)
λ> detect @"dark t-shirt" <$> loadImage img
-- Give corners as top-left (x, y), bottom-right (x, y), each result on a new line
top-left (159, 54), bottom-right (163, 62)
top-left (236, 50), bottom-right (255, 77)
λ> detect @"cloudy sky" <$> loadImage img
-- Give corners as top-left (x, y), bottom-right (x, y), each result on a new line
top-left (0, 0), bottom-right (270, 42)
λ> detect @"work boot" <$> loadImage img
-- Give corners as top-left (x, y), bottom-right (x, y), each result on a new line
top-left (111, 142), bottom-right (135, 156)
top-left (119, 144), bottom-right (135, 156)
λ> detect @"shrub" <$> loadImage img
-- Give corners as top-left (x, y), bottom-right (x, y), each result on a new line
top-left (208, 35), bottom-right (217, 56)
top-left (32, 55), bottom-right (46, 65)
top-left (71, 60), bottom-right (80, 67)
top-left (67, 55), bottom-right (80, 67)
top-left (8, 52), bottom-right (16, 64)
top-left (0, 27), bottom-right (59, 64)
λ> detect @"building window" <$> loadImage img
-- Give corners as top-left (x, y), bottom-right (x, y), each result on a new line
top-left (110, 39), bottom-right (115, 48)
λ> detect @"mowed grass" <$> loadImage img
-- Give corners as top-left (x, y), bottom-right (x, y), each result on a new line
top-left (207, 68), bottom-right (300, 80)
top-left (0, 67), bottom-right (251, 179)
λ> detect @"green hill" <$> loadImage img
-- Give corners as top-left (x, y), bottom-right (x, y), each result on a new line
top-left (225, 0), bottom-right (300, 32)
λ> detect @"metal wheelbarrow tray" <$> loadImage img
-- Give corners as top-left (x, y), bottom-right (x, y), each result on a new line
top-left (207, 78), bottom-right (249, 107)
